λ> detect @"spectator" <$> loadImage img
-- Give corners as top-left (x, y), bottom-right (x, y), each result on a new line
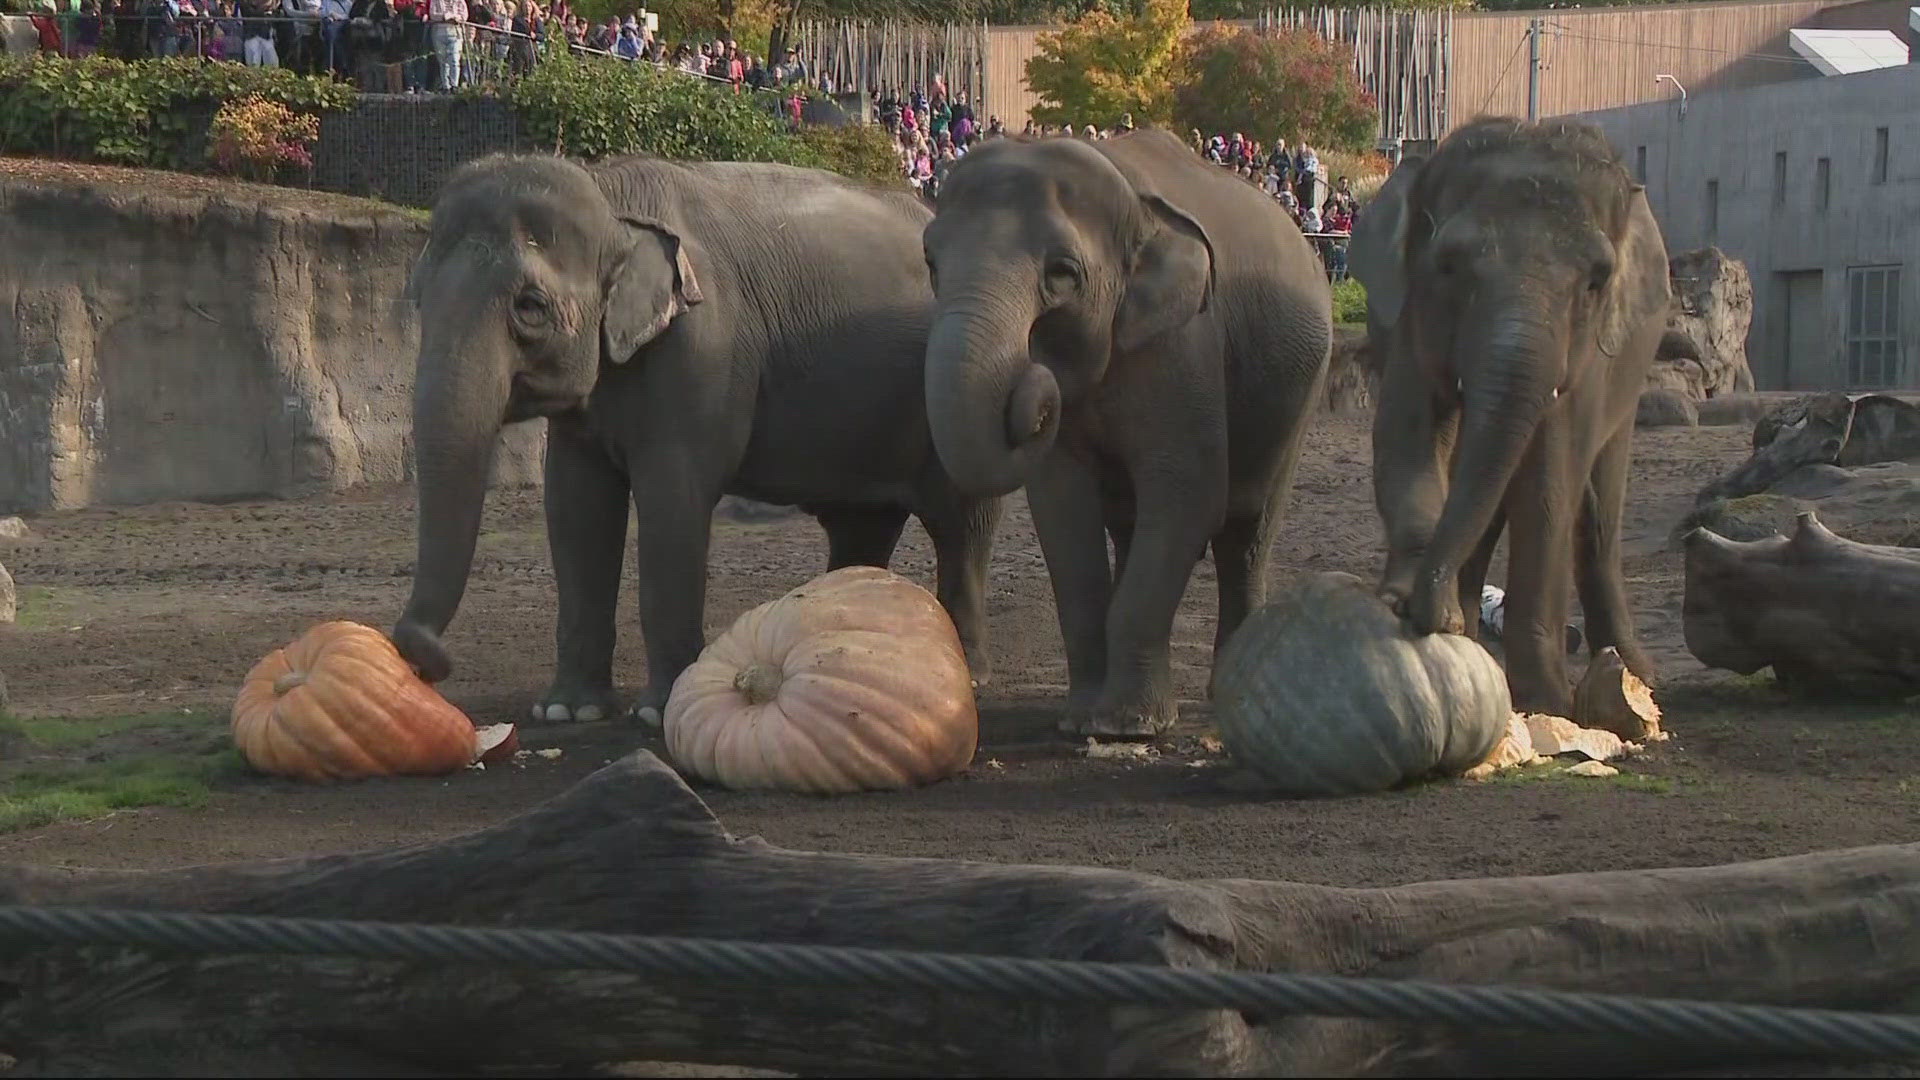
top-left (1116, 111), bottom-right (1134, 133)
top-left (144, 0), bottom-right (181, 58)
top-left (427, 0), bottom-right (464, 91)
top-left (613, 19), bottom-right (641, 60)
top-left (986, 115), bottom-right (1004, 139)
top-left (73, 0), bottom-right (104, 55)
top-left (242, 0), bottom-right (278, 65)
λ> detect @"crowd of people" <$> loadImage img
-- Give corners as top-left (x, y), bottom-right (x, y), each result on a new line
top-left (865, 92), bottom-right (1361, 279)
top-left (12, 0), bottom-right (837, 99)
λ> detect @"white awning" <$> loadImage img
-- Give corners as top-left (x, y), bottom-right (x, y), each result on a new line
top-left (1788, 28), bottom-right (1909, 76)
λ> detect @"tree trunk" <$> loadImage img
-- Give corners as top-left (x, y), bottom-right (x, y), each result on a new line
top-left (1683, 510), bottom-right (1920, 697)
top-left (3, 750), bottom-right (1920, 1077)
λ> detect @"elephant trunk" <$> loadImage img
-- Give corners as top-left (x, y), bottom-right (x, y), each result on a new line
top-left (392, 350), bottom-right (511, 683)
top-left (924, 287), bottom-right (1061, 498)
top-left (1417, 310), bottom-right (1561, 629)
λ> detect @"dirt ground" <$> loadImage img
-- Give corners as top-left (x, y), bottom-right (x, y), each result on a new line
top-left (0, 414), bottom-right (1915, 1073)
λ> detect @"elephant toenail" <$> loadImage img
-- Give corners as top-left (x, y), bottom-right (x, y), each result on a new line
top-left (544, 703), bottom-right (571, 722)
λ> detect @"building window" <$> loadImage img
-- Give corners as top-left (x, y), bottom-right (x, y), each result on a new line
top-left (1816, 156), bottom-right (1831, 211)
top-left (1846, 265), bottom-right (1902, 388)
top-left (1874, 127), bottom-right (1890, 185)
top-left (1635, 145), bottom-right (1647, 184)
top-left (1705, 179), bottom-right (1718, 240)
top-left (1773, 151), bottom-right (1787, 206)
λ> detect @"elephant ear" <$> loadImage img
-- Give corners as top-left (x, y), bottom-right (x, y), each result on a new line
top-left (1112, 194), bottom-right (1215, 354)
top-left (402, 242), bottom-right (432, 306)
top-left (1346, 154), bottom-right (1424, 333)
top-left (601, 215), bottom-right (706, 365)
top-left (1596, 186), bottom-right (1672, 358)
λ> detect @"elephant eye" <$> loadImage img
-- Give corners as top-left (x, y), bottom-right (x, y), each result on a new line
top-left (513, 290), bottom-right (551, 323)
top-left (1043, 257), bottom-right (1082, 293)
top-left (1587, 256), bottom-right (1615, 294)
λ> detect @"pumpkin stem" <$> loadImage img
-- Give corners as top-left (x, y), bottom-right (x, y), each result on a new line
top-left (271, 670), bottom-right (307, 696)
top-left (732, 663), bottom-right (784, 706)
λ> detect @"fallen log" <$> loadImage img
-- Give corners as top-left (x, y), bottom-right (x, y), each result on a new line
top-left (2, 751), bottom-right (1919, 1077)
top-left (1683, 510), bottom-right (1920, 697)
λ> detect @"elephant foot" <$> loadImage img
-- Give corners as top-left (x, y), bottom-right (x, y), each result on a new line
top-left (1058, 692), bottom-right (1177, 741)
top-left (1509, 676), bottom-right (1575, 719)
top-left (1408, 579), bottom-right (1468, 638)
top-left (531, 680), bottom-right (622, 724)
top-left (963, 652), bottom-right (994, 690)
top-left (625, 686), bottom-right (671, 730)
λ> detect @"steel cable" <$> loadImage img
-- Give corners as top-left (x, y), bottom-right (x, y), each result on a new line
top-left (0, 905), bottom-right (1917, 1062)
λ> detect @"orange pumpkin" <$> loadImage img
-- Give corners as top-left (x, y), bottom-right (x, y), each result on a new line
top-left (663, 566), bottom-right (979, 795)
top-left (232, 620), bottom-right (484, 781)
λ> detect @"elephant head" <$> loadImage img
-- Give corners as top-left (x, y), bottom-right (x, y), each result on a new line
top-left (919, 133), bottom-right (1215, 496)
top-left (1348, 118), bottom-right (1670, 634)
top-left (391, 154), bottom-right (704, 681)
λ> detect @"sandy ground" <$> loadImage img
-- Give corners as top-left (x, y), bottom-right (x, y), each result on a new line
top-left (0, 415), bottom-right (1915, 1075)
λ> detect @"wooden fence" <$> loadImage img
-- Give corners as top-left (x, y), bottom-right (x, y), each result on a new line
top-left (1256, 6), bottom-right (1453, 145)
top-left (788, 19), bottom-right (991, 110)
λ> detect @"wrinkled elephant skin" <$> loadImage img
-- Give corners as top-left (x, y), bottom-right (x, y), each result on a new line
top-left (1348, 118), bottom-right (1672, 715)
top-left (394, 153), bottom-right (1002, 726)
top-left (921, 130), bottom-right (1333, 738)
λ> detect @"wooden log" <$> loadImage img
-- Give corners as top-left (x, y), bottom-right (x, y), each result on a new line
top-left (3, 751), bottom-right (1920, 1077)
top-left (1683, 510), bottom-right (1920, 697)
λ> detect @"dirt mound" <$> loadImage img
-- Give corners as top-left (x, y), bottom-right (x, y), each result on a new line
top-left (0, 158), bottom-right (545, 512)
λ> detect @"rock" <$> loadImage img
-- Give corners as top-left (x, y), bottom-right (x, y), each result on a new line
top-left (1649, 247), bottom-right (1754, 402)
top-left (1697, 392), bottom-right (1812, 428)
top-left (1676, 493), bottom-right (1807, 545)
top-left (0, 562), bottom-right (13, 625)
top-left (1636, 388), bottom-right (1698, 428)
top-left (1521, 712), bottom-right (1627, 762)
top-left (0, 517), bottom-right (28, 540)
top-left (1323, 324), bottom-right (1378, 415)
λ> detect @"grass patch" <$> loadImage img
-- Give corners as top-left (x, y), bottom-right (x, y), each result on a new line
top-left (11, 585), bottom-right (77, 629)
top-left (0, 708), bottom-right (243, 833)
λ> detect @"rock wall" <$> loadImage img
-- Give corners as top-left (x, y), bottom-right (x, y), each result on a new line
top-left (0, 166), bottom-right (545, 512)
top-left (1649, 247), bottom-right (1755, 401)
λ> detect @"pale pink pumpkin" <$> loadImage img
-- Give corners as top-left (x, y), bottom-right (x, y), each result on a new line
top-left (663, 566), bottom-right (979, 795)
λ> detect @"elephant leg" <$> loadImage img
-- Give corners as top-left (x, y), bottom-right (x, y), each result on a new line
top-left (1074, 471), bottom-right (1215, 739)
top-left (1456, 506), bottom-right (1505, 645)
top-left (536, 418), bottom-right (630, 723)
top-left (625, 463), bottom-right (719, 729)
top-left (1373, 355), bottom-right (1459, 610)
top-left (1575, 424), bottom-right (1656, 682)
top-left (1500, 426), bottom-right (1579, 716)
top-left (1026, 450), bottom-right (1114, 721)
top-left (815, 504), bottom-right (909, 570)
top-left (1207, 512), bottom-right (1270, 700)
top-left (919, 495), bottom-right (1002, 687)
top-left (1104, 490), bottom-right (1134, 586)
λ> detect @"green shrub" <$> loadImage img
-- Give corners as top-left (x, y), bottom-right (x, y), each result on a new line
top-left (1331, 276), bottom-right (1368, 324)
top-left (0, 54), bottom-right (352, 170)
top-left (790, 124), bottom-right (907, 187)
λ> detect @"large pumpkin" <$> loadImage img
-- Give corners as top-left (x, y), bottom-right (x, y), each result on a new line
top-left (663, 566), bottom-right (978, 795)
top-left (232, 621), bottom-right (483, 781)
top-left (1211, 571), bottom-right (1510, 796)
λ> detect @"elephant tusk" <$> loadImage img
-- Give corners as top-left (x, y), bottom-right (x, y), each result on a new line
top-left (1552, 387), bottom-right (1561, 400)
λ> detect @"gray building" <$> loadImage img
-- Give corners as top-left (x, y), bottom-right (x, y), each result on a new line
top-left (1577, 59), bottom-right (1917, 391)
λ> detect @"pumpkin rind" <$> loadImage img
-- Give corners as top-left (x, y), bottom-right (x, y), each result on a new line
top-left (1211, 571), bottom-right (1511, 796)
top-left (231, 621), bottom-right (479, 781)
top-left (663, 566), bottom-right (979, 795)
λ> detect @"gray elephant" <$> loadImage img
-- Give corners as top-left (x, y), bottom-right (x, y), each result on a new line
top-left (391, 153), bottom-right (1001, 725)
top-left (919, 129), bottom-right (1333, 738)
top-left (1348, 117), bottom-right (1672, 716)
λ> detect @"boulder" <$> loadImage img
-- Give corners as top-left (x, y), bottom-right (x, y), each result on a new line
top-left (0, 517), bottom-right (28, 540)
top-left (0, 561), bottom-right (13, 624)
top-left (1323, 324), bottom-right (1378, 415)
top-left (1647, 248), bottom-right (1755, 401)
top-left (1635, 387), bottom-right (1698, 428)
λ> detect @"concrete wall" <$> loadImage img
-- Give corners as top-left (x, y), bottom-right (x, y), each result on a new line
top-left (0, 168), bottom-right (546, 513)
top-left (1576, 63), bottom-right (1920, 392)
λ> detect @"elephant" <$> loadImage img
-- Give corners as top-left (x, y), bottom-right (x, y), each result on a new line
top-left (919, 128), bottom-right (1334, 738)
top-left (1347, 116), bottom-right (1673, 716)
top-left (390, 152), bottom-right (1002, 726)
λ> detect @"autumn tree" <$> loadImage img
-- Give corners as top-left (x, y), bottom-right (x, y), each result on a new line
top-left (1024, 0), bottom-right (1190, 129)
top-left (1173, 24), bottom-right (1377, 151)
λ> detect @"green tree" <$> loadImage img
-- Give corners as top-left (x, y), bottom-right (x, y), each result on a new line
top-left (1172, 24), bottom-right (1377, 151)
top-left (1024, 0), bottom-right (1190, 128)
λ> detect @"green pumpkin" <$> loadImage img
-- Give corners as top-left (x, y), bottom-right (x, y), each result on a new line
top-left (1212, 571), bottom-right (1511, 796)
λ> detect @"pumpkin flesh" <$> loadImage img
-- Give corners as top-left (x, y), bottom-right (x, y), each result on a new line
top-left (665, 567), bottom-right (978, 795)
top-left (232, 620), bottom-right (479, 781)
